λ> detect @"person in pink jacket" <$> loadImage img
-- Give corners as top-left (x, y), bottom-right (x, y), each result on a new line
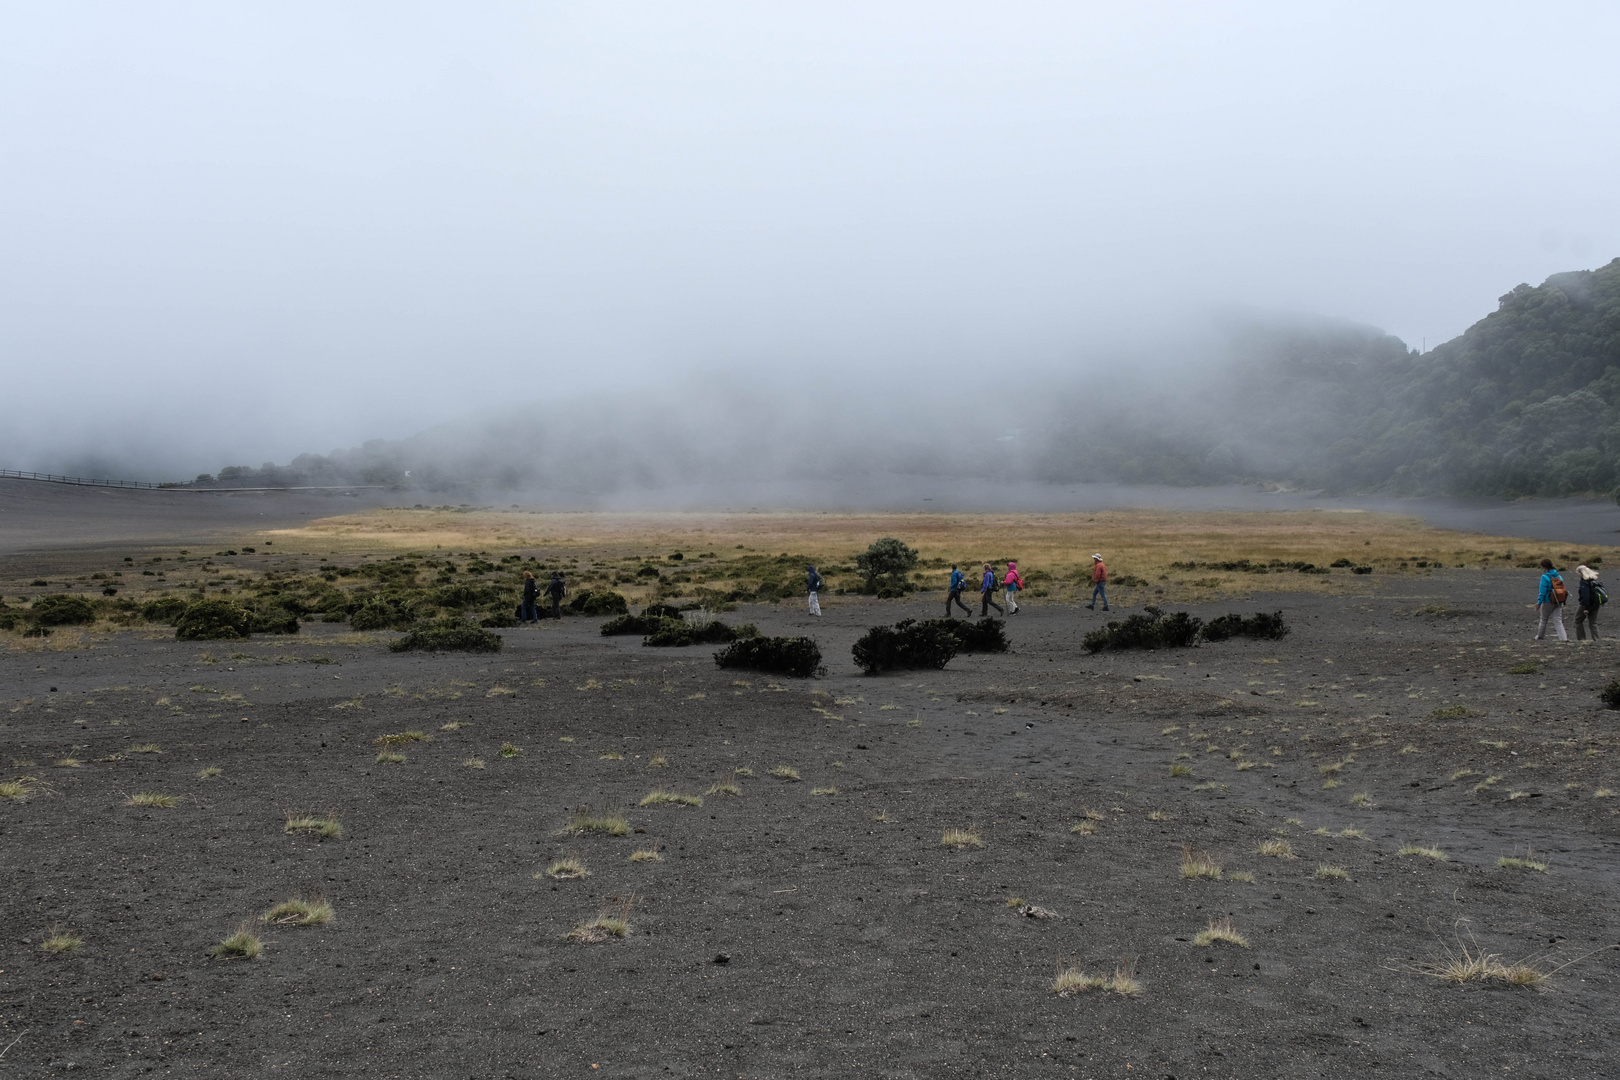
top-left (1003, 560), bottom-right (1024, 615)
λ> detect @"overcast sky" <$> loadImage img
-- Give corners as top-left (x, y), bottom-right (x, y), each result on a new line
top-left (3, 2), bottom-right (1617, 478)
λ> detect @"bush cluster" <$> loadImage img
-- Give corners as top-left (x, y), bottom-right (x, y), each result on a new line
top-left (938, 617), bottom-right (1010, 653)
top-left (852, 618), bottom-right (961, 675)
top-left (1082, 611), bottom-right (1204, 653)
top-left (713, 636), bottom-right (825, 678)
top-left (645, 618), bottom-right (758, 647)
top-left (31, 594), bottom-right (97, 626)
top-left (176, 600), bottom-right (255, 641)
top-left (1202, 611), bottom-right (1290, 642)
top-left (1600, 679), bottom-right (1620, 710)
top-left (567, 590), bottom-right (629, 617)
top-left (388, 618), bottom-right (504, 653)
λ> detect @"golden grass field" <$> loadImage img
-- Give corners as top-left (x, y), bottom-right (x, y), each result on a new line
top-left (265, 506), bottom-right (1616, 604)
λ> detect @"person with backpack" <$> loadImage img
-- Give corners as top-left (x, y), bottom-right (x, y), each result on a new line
top-left (519, 570), bottom-right (540, 624)
top-left (1087, 553), bottom-right (1110, 611)
top-left (945, 564), bottom-right (973, 618)
top-left (1575, 564), bottom-right (1606, 640)
top-left (546, 571), bottom-right (566, 620)
top-left (980, 563), bottom-right (1004, 617)
top-left (806, 565), bottom-right (824, 617)
top-left (1003, 560), bottom-right (1024, 615)
top-left (1535, 559), bottom-right (1567, 641)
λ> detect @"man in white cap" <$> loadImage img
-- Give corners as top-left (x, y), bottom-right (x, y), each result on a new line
top-left (1087, 553), bottom-right (1109, 611)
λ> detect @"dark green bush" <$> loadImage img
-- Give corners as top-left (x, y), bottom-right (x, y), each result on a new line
top-left (1352, 565), bottom-right (1373, 575)
top-left (714, 636), bottom-right (825, 678)
top-left (1601, 679), bottom-right (1620, 710)
top-left (175, 600), bottom-right (254, 641)
top-left (31, 594), bottom-right (97, 626)
top-left (0, 608), bottom-right (22, 632)
top-left (600, 613), bottom-right (657, 636)
top-left (247, 603), bottom-right (301, 635)
top-left (350, 595), bottom-right (420, 631)
top-left (1082, 611), bottom-right (1204, 653)
top-left (389, 618), bottom-right (504, 653)
top-left (931, 617), bottom-right (1010, 653)
top-left (644, 619), bottom-right (758, 647)
top-left (852, 618), bottom-right (960, 675)
top-left (479, 611), bottom-right (519, 628)
top-left (567, 590), bottom-right (629, 617)
top-left (433, 582), bottom-right (503, 609)
top-left (1202, 611), bottom-right (1290, 642)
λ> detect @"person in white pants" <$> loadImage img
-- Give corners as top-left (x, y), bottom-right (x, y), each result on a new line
top-left (806, 565), bottom-right (823, 617)
top-left (1534, 559), bottom-right (1567, 641)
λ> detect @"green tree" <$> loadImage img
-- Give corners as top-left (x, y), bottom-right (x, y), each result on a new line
top-left (854, 538), bottom-right (919, 592)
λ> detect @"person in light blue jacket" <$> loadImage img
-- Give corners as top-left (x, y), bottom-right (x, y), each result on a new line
top-left (1535, 558), bottom-right (1567, 641)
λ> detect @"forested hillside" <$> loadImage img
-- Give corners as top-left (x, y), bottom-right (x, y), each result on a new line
top-left (196, 258), bottom-right (1620, 500)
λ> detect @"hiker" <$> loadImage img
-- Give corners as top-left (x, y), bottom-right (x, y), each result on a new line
top-left (1087, 553), bottom-right (1109, 611)
top-left (806, 565), bottom-right (824, 617)
top-left (980, 563), bottom-right (1004, 617)
top-left (1534, 559), bottom-right (1567, 641)
top-left (519, 570), bottom-right (540, 624)
top-left (1575, 564), bottom-right (1605, 640)
top-left (946, 564), bottom-right (973, 618)
top-left (1004, 560), bottom-right (1024, 615)
top-left (546, 571), bottom-right (566, 620)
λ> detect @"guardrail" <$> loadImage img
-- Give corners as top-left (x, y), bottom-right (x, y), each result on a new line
top-left (0, 468), bottom-right (168, 490)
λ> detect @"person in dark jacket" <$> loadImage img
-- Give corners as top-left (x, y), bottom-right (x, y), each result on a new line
top-left (946, 564), bottom-right (973, 617)
top-left (546, 571), bottom-right (566, 620)
top-left (806, 565), bottom-right (824, 617)
top-left (1575, 564), bottom-right (1603, 641)
top-left (979, 563), bottom-right (1004, 617)
top-left (520, 571), bottom-right (540, 624)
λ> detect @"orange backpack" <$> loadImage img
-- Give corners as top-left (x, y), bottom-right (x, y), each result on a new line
top-left (1550, 574), bottom-right (1568, 605)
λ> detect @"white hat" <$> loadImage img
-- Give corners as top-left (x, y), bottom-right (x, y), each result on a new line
top-left (1091, 553), bottom-right (1103, 561)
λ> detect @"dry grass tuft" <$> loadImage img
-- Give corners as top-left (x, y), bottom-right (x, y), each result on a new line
top-left (1595, 787), bottom-right (1614, 798)
top-left (768, 765), bottom-right (801, 781)
top-left (733, 766), bottom-right (755, 778)
top-left (706, 781), bottom-right (742, 797)
top-left (1181, 845), bottom-right (1223, 880)
top-left (375, 751), bottom-right (405, 764)
top-left (284, 812), bottom-right (342, 839)
top-left (544, 855), bottom-right (590, 880)
top-left (500, 742), bottom-right (522, 758)
top-left (1147, 809), bottom-right (1172, 822)
top-left (1170, 763), bottom-right (1193, 777)
top-left (639, 788), bottom-right (703, 807)
top-left (208, 923), bottom-right (264, 960)
top-left (647, 750), bottom-right (669, 768)
top-left (1397, 844), bottom-right (1447, 860)
top-left (564, 812), bottom-right (631, 836)
top-left (440, 721), bottom-right (462, 731)
top-left (463, 757), bottom-right (485, 769)
top-left (197, 765), bottom-right (223, 779)
top-left (262, 894), bottom-right (335, 926)
top-left (1257, 838), bottom-right (1296, 859)
top-left (1071, 819), bottom-right (1098, 836)
top-left (1338, 828), bottom-right (1368, 840)
top-left (810, 786), bottom-right (839, 796)
top-left (1420, 928), bottom-right (1550, 988)
top-left (126, 791), bottom-right (178, 808)
top-left (1314, 863), bottom-right (1351, 881)
top-left (942, 826), bottom-right (983, 850)
top-left (1053, 960), bottom-right (1107, 996)
top-left (1105, 957), bottom-right (1142, 996)
top-left (373, 730), bottom-right (429, 745)
top-left (1226, 870), bottom-right (1255, 883)
top-left (1349, 791), bottom-right (1372, 808)
top-left (55, 757), bottom-right (82, 768)
top-left (1498, 849), bottom-right (1549, 873)
top-left (40, 928), bottom-right (84, 954)
top-left (1, 779), bottom-right (32, 801)
top-left (628, 844), bottom-right (662, 862)
top-left (1450, 768), bottom-right (1478, 781)
top-left (1193, 917), bottom-right (1250, 948)
top-left (567, 897), bottom-right (633, 943)
top-left (129, 743), bottom-right (163, 754)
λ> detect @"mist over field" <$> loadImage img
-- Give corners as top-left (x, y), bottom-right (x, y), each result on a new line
top-left (2, 3), bottom-right (1618, 498)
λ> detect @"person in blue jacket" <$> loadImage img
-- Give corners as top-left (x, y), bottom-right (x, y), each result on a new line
top-left (945, 564), bottom-right (973, 618)
top-left (979, 563), bottom-right (1004, 617)
top-left (1535, 558), bottom-right (1567, 641)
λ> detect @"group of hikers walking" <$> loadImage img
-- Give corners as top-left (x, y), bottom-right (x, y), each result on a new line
top-left (1535, 559), bottom-right (1607, 641)
top-left (803, 552), bottom-right (1110, 620)
top-left (518, 570), bottom-right (567, 624)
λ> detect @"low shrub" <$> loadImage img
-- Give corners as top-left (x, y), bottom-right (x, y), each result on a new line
top-left (933, 617), bottom-right (1010, 653)
top-left (1601, 679), bottom-right (1620, 710)
top-left (852, 618), bottom-right (961, 674)
top-left (388, 618), bottom-right (504, 653)
top-left (600, 613), bottom-right (658, 636)
top-left (567, 590), bottom-right (629, 617)
top-left (248, 603), bottom-right (301, 635)
top-left (1082, 611), bottom-right (1203, 653)
top-left (31, 594), bottom-right (97, 626)
top-left (350, 595), bottom-right (419, 631)
top-left (140, 596), bottom-right (190, 624)
top-left (645, 618), bottom-right (758, 647)
top-left (1202, 611), bottom-right (1290, 642)
top-left (175, 600), bottom-right (254, 641)
top-left (714, 636), bottom-right (825, 678)
top-left (479, 610), bottom-right (519, 628)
